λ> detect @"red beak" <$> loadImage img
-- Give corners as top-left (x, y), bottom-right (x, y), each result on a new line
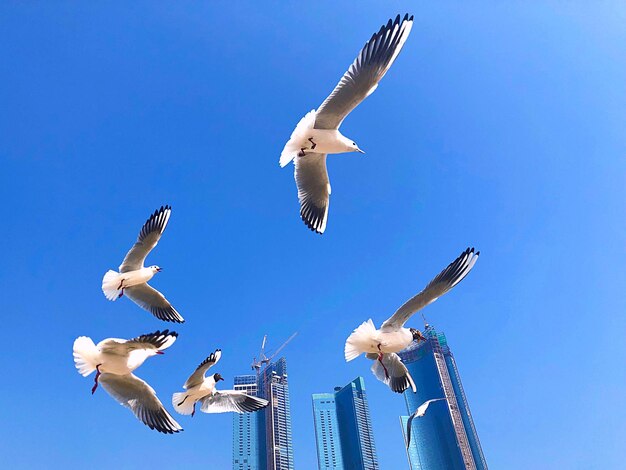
top-left (156, 351), bottom-right (164, 355)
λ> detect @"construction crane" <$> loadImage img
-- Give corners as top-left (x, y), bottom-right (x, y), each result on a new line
top-left (251, 332), bottom-right (297, 376)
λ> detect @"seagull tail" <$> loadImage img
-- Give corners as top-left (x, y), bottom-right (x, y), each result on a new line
top-left (101, 270), bottom-right (122, 301)
top-left (344, 319), bottom-right (377, 361)
top-left (279, 109), bottom-right (316, 167)
top-left (73, 336), bottom-right (98, 377)
top-left (172, 392), bottom-right (195, 415)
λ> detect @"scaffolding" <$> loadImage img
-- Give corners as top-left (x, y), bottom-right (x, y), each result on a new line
top-left (430, 335), bottom-right (477, 470)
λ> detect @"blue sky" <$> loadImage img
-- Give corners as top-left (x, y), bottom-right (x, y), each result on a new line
top-left (1, 2), bottom-right (624, 468)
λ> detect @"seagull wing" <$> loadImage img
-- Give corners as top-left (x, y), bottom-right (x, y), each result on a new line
top-left (183, 350), bottom-right (222, 390)
top-left (406, 412), bottom-right (416, 449)
top-left (119, 206), bottom-right (171, 273)
top-left (199, 390), bottom-right (269, 414)
top-left (367, 352), bottom-right (416, 394)
top-left (125, 283), bottom-right (184, 323)
top-left (417, 397), bottom-right (447, 417)
top-left (294, 153), bottom-right (331, 234)
top-left (100, 330), bottom-right (178, 355)
top-left (314, 14), bottom-right (414, 130)
top-left (99, 373), bottom-right (183, 434)
top-left (406, 398), bottom-right (446, 448)
top-left (381, 247), bottom-right (479, 330)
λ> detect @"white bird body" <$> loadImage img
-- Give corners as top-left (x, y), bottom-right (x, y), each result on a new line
top-left (280, 111), bottom-right (359, 167)
top-left (102, 267), bottom-right (158, 300)
top-left (345, 320), bottom-right (413, 360)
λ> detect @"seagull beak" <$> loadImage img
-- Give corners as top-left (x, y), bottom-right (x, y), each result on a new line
top-left (357, 148), bottom-right (365, 154)
top-left (156, 351), bottom-right (164, 355)
top-left (157, 267), bottom-right (163, 272)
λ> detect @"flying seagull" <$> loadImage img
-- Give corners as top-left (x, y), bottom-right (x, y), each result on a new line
top-left (172, 349), bottom-right (269, 417)
top-left (279, 14), bottom-right (414, 234)
top-left (72, 330), bottom-right (182, 434)
top-left (406, 398), bottom-right (447, 448)
top-left (345, 247), bottom-right (479, 392)
top-left (101, 205), bottom-right (184, 323)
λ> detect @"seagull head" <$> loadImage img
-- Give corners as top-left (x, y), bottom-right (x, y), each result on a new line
top-left (150, 265), bottom-right (163, 273)
top-left (213, 373), bottom-right (224, 383)
top-left (340, 135), bottom-right (365, 154)
top-left (410, 328), bottom-right (426, 343)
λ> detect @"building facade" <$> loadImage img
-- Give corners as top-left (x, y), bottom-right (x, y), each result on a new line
top-left (233, 358), bottom-right (295, 470)
top-left (399, 324), bottom-right (487, 470)
top-left (312, 377), bottom-right (379, 470)
top-left (233, 375), bottom-right (261, 470)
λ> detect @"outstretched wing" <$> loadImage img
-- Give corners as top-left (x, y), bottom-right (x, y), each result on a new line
top-left (294, 153), bottom-right (330, 234)
top-left (125, 283), bottom-right (184, 323)
top-left (100, 330), bottom-right (178, 355)
top-left (99, 373), bottom-right (182, 434)
top-left (381, 247), bottom-right (479, 330)
top-left (314, 14), bottom-right (414, 130)
top-left (183, 350), bottom-right (222, 390)
top-left (367, 352), bottom-right (416, 394)
top-left (199, 390), bottom-right (269, 414)
top-left (119, 206), bottom-right (171, 273)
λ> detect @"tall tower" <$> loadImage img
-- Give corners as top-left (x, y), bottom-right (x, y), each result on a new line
top-left (312, 377), bottom-right (379, 470)
top-left (233, 358), bottom-right (295, 470)
top-left (399, 324), bottom-right (487, 470)
top-left (258, 358), bottom-right (295, 470)
top-left (233, 375), bottom-right (261, 470)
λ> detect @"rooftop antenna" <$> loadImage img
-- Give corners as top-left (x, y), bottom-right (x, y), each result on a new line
top-left (251, 332), bottom-right (298, 376)
top-left (421, 312), bottom-right (429, 327)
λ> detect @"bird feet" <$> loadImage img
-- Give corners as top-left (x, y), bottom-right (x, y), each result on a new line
top-left (118, 289), bottom-right (124, 298)
top-left (91, 364), bottom-right (102, 394)
top-left (191, 403), bottom-right (196, 418)
top-left (298, 148), bottom-right (306, 157)
top-left (377, 352), bottom-right (389, 379)
top-left (308, 137), bottom-right (317, 150)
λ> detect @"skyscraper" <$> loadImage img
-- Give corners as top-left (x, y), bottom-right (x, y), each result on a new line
top-left (258, 358), bottom-right (294, 470)
top-left (233, 358), bottom-right (295, 470)
top-left (399, 323), bottom-right (487, 470)
top-left (312, 377), bottom-right (379, 470)
top-left (233, 375), bottom-right (261, 470)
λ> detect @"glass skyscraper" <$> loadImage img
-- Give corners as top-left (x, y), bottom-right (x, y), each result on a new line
top-left (312, 377), bottom-right (379, 470)
top-left (233, 375), bottom-right (261, 470)
top-left (399, 323), bottom-right (487, 470)
top-left (233, 358), bottom-right (295, 470)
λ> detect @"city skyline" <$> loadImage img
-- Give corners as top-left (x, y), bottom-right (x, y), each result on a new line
top-left (1, 3), bottom-right (623, 468)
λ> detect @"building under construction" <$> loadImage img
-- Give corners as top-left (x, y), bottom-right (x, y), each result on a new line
top-left (232, 335), bottom-right (296, 470)
top-left (399, 323), bottom-right (488, 470)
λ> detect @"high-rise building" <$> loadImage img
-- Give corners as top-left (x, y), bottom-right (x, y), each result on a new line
top-left (312, 377), bottom-right (379, 470)
top-left (259, 358), bottom-right (294, 470)
top-left (233, 375), bottom-right (261, 470)
top-left (233, 358), bottom-right (295, 470)
top-left (399, 323), bottom-right (487, 470)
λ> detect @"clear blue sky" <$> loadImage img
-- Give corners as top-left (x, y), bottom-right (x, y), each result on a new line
top-left (1, 2), bottom-right (624, 469)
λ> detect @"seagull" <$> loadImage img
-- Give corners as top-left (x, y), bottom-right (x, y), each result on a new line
top-left (406, 398), bottom-right (447, 448)
top-left (345, 247), bottom-right (479, 392)
top-left (72, 330), bottom-right (182, 434)
top-left (279, 14), bottom-right (414, 234)
top-left (101, 205), bottom-right (184, 323)
top-left (172, 349), bottom-right (269, 417)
